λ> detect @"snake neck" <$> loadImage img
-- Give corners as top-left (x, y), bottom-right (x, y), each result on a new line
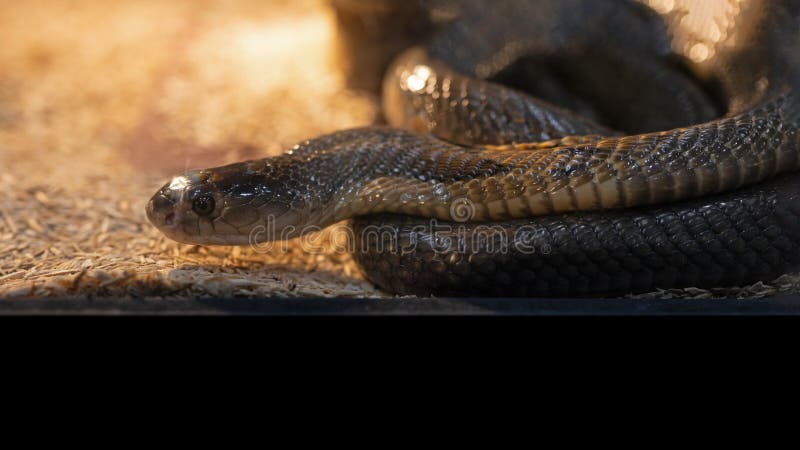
top-left (278, 90), bottom-right (800, 230)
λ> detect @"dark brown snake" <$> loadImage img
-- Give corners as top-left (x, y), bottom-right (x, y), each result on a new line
top-left (146, 0), bottom-right (800, 297)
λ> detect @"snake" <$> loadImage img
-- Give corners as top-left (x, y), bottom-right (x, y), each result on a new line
top-left (146, 0), bottom-right (800, 297)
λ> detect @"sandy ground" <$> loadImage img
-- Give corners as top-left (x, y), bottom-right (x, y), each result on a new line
top-left (0, 0), bottom-right (389, 299)
top-left (1, 0), bottom-right (799, 301)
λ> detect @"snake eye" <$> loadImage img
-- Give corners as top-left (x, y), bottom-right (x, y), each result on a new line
top-left (192, 195), bottom-right (215, 216)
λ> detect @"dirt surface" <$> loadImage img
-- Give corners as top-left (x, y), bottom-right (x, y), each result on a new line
top-left (1, 0), bottom-right (799, 301)
top-left (0, 0), bottom-right (389, 299)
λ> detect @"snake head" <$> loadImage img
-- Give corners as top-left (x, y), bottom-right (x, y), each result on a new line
top-left (146, 162), bottom-right (299, 246)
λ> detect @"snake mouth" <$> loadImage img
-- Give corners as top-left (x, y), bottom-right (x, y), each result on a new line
top-left (145, 196), bottom-right (193, 244)
top-left (146, 191), bottom-right (180, 232)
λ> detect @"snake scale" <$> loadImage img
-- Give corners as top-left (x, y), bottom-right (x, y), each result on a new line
top-left (147, 0), bottom-right (800, 297)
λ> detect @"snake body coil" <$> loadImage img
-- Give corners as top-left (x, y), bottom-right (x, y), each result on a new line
top-left (147, 0), bottom-right (800, 297)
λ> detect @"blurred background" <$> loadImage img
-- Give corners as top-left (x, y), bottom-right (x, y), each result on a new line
top-left (0, 0), bottom-right (392, 298)
top-left (0, 0), bottom-right (789, 300)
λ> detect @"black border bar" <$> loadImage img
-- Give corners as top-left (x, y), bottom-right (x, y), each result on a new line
top-left (2, 295), bottom-right (800, 315)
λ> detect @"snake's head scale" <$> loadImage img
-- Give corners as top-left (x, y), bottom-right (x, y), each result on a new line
top-left (146, 162), bottom-right (301, 246)
top-left (146, 169), bottom-right (224, 244)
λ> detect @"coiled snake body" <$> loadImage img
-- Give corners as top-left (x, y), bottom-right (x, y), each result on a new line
top-left (147, 0), bottom-right (800, 297)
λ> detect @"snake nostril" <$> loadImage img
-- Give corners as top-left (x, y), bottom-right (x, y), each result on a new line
top-left (164, 212), bottom-right (175, 226)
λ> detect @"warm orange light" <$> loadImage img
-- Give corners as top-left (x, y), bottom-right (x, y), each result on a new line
top-left (641, 0), bottom-right (751, 64)
top-left (404, 65), bottom-right (433, 93)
